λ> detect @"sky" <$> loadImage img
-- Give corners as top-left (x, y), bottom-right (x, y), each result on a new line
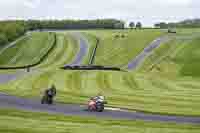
top-left (0, 0), bottom-right (198, 26)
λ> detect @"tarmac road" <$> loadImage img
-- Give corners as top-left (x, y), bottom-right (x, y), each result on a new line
top-left (64, 32), bottom-right (88, 66)
top-left (0, 71), bottom-right (25, 84)
top-left (127, 36), bottom-right (170, 70)
top-left (0, 32), bottom-right (89, 83)
top-left (0, 93), bottom-right (200, 124)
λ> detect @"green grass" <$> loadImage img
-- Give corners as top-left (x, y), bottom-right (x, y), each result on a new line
top-left (83, 29), bottom-right (164, 68)
top-left (1, 68), bottom-right (200, 116)
top-left (138, 37), bottom-right (179, 74)
top-left (37, 33), bottom-right (79, 69)
top-left (0, 32), bottom-right (55, 67)
top-left (138, 32), bottom-right (200, 78)
top-left (0, 109), bottom-right (199, 133)
top-left (81, 32), bottom-right (98, 64)
top-left (176, 28), bottom-right (200, 35)
top-left (2, 29), bottom-right (200, 117)
top-left (174, 37), bottom-right (200, 77)
top-left (37, 31), bottom-right (96, 67)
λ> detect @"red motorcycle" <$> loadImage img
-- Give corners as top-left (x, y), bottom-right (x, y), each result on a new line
top-left (87, 98), bottom-right (107, 112)
top-left (88, 99), bottom-right (97, 111)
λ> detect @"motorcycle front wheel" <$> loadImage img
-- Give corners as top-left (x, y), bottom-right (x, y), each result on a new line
top-left (41, 96), bottom-right (46, 104)
top-left (96, 104), bottom-right (104, 112)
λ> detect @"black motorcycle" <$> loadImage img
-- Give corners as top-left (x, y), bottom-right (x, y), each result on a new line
top-left (41, 94), bottom-right (53, 104)
top-left (41, 90), bottom-right (55, 105)
top-left (96, 101), bottom-right (105, 112)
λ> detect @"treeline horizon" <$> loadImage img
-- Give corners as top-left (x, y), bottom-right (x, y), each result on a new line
top-left (1, 18), bottom-right (200, 46)
top-left (0, 21), bottom-right (26, 47)
top-left (155, 18), bottom-right (200, 29)
top-left (0, 19), bottom-right (124, 46)
top-left (26, 19), bottom-right (125, 30)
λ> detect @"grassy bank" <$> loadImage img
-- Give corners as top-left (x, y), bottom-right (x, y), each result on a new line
top-left (138, 32), bottom-right (200, 78)
top-left (37, 33), bottom-right (79, 69)
top-left (0, 32), bottom-right (55, 67)
top-left (0, 109), bottom-right (199, 133)
top-left (81, 33), bottom-right (98, 65)
top-left (1, 68), bottom-right (200, 116)
top-left (83, 29), bottom-right (164, 68)
top-left (1, 29), bottom-right (200, 116)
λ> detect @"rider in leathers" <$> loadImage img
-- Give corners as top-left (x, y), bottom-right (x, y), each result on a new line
top-left (93, 93), bottom-right (105, 103)
top-left (45, 85), bottom-right (57, 99)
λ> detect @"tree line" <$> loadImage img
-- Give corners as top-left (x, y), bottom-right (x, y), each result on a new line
top-left (0, 19), bottom-right (125, 46)
top-left (154, 18), bottom-right (200, 29)
top-left (129, 22), bottom-right (142, 29)
top-left (27, 19), bottom-right (124, 30)
top-left (0, 21), bottom-right (27, 46)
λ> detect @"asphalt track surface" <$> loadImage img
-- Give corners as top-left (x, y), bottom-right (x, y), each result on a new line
top-left (64, 32), bottom-right (88, 66)
top-left (128, 36), bottom-right (170, 70)
top-left (0, 71), bottom-right (25, 84)
top-left (0, 32), bottom-right (88, 84)
top-left (0, 93), bottom-right (200, 124)
top-left (1, 34), bottom-right (200, 124)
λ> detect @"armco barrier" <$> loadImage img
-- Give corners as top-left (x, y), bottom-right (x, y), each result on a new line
top-left (89, 37), bottom-right (100, 65)
top-left (0, 32), bottom-right (57, 70)
top-left (61, 65), bottom-right (122, 71)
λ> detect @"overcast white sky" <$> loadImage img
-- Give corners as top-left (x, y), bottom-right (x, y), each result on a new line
top-left (0, 0), bottom-right (199, 26)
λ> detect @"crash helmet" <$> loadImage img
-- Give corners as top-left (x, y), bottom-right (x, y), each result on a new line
top-left (97, 92), bottom-right (105, 100)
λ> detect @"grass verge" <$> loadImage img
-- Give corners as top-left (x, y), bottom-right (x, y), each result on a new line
top-left (0, 108), bottom-right (199, 133)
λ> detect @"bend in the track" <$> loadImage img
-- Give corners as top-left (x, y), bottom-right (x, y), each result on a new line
top-left (0, 93), bottom-right (200, 124)
top-left (127, 36), bottom-right (170, 70)
top-left (64, 32), bottom-right (89, 66)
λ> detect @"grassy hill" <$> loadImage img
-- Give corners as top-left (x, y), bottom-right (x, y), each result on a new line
top-left (1, 29), bottom-right (200, 116)
top-left (1, 67), bottom-right (200, 116)
top-left (1, 109), bottom-right (199, 133)
top-left (0, 32), bottom-right (55, 67)
top-left (37, 33), bottom-right (79, 69)
top-left (83, 29), bottom-right (164, 68)
top-left (139, 31), bottom-right (200, 77)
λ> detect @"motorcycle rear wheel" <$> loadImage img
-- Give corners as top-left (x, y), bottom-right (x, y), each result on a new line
top-left (88, 106), bottom-right (95, 111)
top-left (96, 104), bottom-right (104, 112)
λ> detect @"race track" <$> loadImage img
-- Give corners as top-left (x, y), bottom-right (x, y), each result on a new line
top-left (64, 32), bottom-right (88, 66)
top-left (0, 93), bottom-right (200, 124)
top-left (127, 36), bottom-right (170, 70)
top-left (1, 33), bottom-right (200, 124)
top-left (0, 71), bottom-right (25, 84)
top-left (0, 32), bottom-right (89, 83)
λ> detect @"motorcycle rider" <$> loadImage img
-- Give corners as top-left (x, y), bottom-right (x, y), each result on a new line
top-left (43, 84), bottom-right (57, 104)
top-left (88, 92), bottom-right (106, 112)
top-left (93, 93), bottom-right (106, 103)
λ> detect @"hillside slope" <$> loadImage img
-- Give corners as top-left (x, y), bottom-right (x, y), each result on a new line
top-left (0, 32), bottom-right (55, 67)
top-left (84, 29), bottom-right (164, 68)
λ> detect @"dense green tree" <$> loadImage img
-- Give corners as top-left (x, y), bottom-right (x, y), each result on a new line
top-left (154, 19), bottom-right (200, 29)
top-left (0, 33), bottom-right (8, 46)
top-left (26, 19), bottom-right (125, 30)
top-left (136, 22), bottom-right (142, 29)
top-left (0, 19), bottom-right (124, 47)
top-left (154, 22), bottom-right (168, 29)
top-left (0, 21), bottom-right (27, 45)
top-left (129, 22), bottom-right (135, 29)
